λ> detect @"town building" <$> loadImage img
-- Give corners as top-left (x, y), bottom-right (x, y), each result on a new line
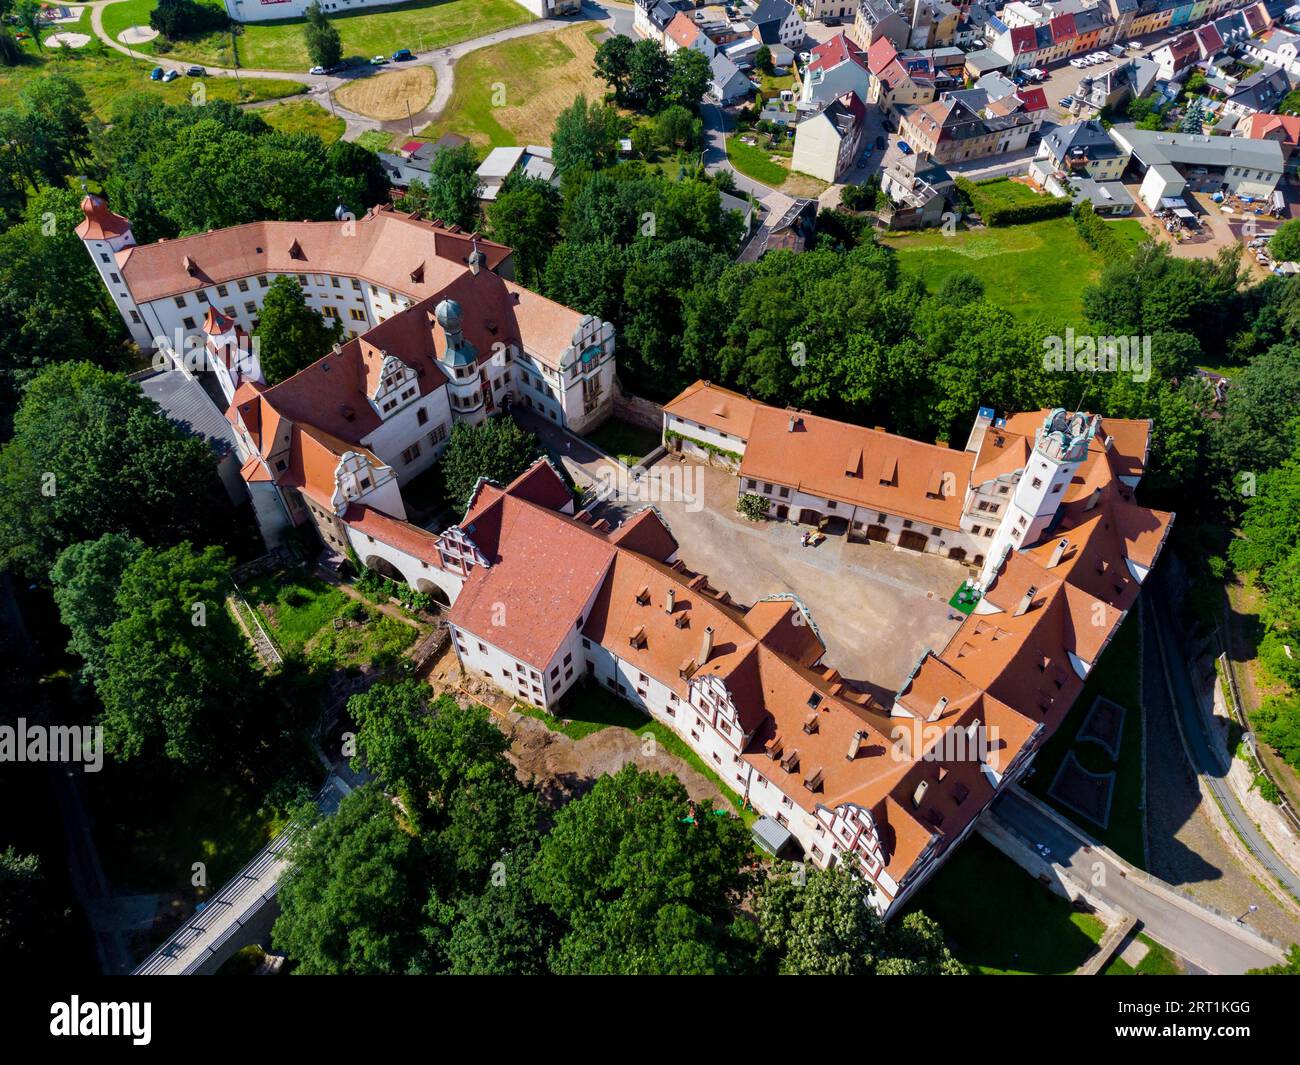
top-left (377, 134), bottom-right (471, 190)
top-left (475, 146), bottom-right (556, 201)
top-left (1222, 66), bottom-right (1294, 118)
top-left (78, 197), bottom-right (617, 554)
top-left (796, 32), bottom-right (872, 106)
top-left (1237, 110), bottom-right (1300, 166)
top-left (791, 90), bottom-right (868, 181)
top-left (878, 144), bottom-right (957, 229)
top-left (852, 0), bottom-right (912, 51)
top-left (749, 0), bottom-right (807, 48)
top-left (1108, 123), bottom-right (1286, 208)
top-left (1031, 119), bottom-right (1136, 212)
top-left (434, 384), bottom-right (1171, 912)
top-left (1074, 57), bottom-right (1160, 114)
top-left (899, 94), bottom-right (1037, 164)
top-left (711, 51), bottom-right (758, 103)
top-left (634, 0), bottom-right (694, 42)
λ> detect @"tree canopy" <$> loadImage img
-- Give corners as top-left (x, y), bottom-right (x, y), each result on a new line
top-left (440, 417), bottom-right (541, 513)
top-left (256, 275), bottom-right (344, 385)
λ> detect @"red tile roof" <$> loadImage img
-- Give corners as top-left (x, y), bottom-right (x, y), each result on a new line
top-left (809, 32), bottom-right (868, 74)
top-left (76, 195), bottom-right (131, 241)
top-left (664, 381), bottom-right (762, 440)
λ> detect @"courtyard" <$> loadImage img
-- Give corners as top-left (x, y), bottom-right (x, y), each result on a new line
top-left (522, 409), bottom-right (969, 704)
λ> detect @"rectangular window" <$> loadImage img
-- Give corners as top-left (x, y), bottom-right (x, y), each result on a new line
top-left (174, 295), bottom-right (187, 308)
top-left (349, 308), bottom-right (366, 322)
top-left (416, 407), bottom-right (428, 426)
top-left (258, 275), bottom-right (269, 288)
top-left (237, 279), bottom-right (250, 292)
top-left (217, 284), bottom-right (229, 297)
top-left (183, 317), bottom-right (196, 330)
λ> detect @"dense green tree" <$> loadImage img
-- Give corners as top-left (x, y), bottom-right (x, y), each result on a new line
top-left (551, 95), bottom-right (622, 175)
top-left (654, 103), bottom-right (699, 151)
top-left (326, 137), bottom-right (389, 214)
top-left (1249, 943), bottom-right (1300, 974)
top-left (0, 187), bottom-right (128, 429)
top-left (273, 785), bottom-right (433, 974)
top-left (50, 534), bottom-right (144, 684)
top-left (446, 853), bottom-right (556, 975)
top-left (626, 38), bottom-right (670, 112)
top-left (593, 34), bottom-right (634, 103)
top-left (529, 765), bottom-right (753, 975)
top-left (97, 542), bottom-right (259, 765)
top-left (302, 1), bottom-right (343, 69)
top-left (397, 143), bottom-right (482, 230)
top-left (18, 72), bottom-right (93, 173)
top-left (1214, 344), bottom-right (1300, 489)
top-left (256, 275), bottom-right (343, 385)
top-left (756, 862), bottom-right (965, 974)
top-left (487, 176), bottom-right (561, 287)
top-left (0, 362), bottom-right (226, 577)
top-left (440, 417), bottom-right (541, 512)
top-left (667, 47), bottom-right (711, 111)
top-left (541, 239), bottom-right (627, 323)
top-left (150, 0), bottom-right (227, 39)
top-left (1271, 219), bottom-right (1300, 263)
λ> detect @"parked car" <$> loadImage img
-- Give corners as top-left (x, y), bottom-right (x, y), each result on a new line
top-left (898, 140), bottom-right (912, 154)
top-left (1060, 95), bottom-right (1075, 107)
top-left (391, 48), bottom-right (413, 61)
top-left (310, 64), bottom-right (327, 75)
top-left (1109, 44), bottom-right (1124, 56)
top-left (1127, 40), bottom-right (1141, 50)
top-left (149, 66), bottom-right (164, 81)
top-left (186, 65), bottom-right (204, 76)
top-left (875, 134), bottom-right (886, 149)
top-left (370, 55), bottom-right (388, 65)
top-left (162, 69), bottom-right (180, 82)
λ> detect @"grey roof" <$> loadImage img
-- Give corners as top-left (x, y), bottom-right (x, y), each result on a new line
top-left (963, 47), bottom-right (1009, 73)
top-left (751, 816), bottom-right (796, 857)
top-left (752, 0), bottom-right (793, 26)
top-left (1227, 65), bottom-right (1293, 113)
top-left (138, 371), bottom-right (236, 461)
top-left (1068, 177), bottom-right (1135, 210)
top-left (1043, 119), bottom-right (1121, 161)
top-left (1111, 124), bottom-right (1286, 171)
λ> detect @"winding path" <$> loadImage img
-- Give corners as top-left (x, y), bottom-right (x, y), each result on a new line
top-left (87, 0), bottom-right (631, 142)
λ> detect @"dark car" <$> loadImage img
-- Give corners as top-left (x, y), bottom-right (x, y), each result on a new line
top-left (392, 48), bottom-right (413, 61)
top-left (186, 65), bottom-right (205, 76)
top-left (875, 134), bottom-right (885, 149)
top-left (149, 66), bottom-right (164, 81)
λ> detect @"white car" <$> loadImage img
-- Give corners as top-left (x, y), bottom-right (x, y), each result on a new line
top-left (1070, 57), bottom-right (1086, 68)
top-left (370, 55), bottom-right (388, 65)
top-left (1127, 40), bottom-right (1141, 50)
top-left (1090, 52), bottom-right (1111, 62)
top-left (309, 65), bottom-right (326, 75)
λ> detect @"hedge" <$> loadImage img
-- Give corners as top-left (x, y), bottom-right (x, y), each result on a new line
top-left (982, 197), bottom-right (1072, 226)
top-left (1072, 201), bottom-right (1127, 259)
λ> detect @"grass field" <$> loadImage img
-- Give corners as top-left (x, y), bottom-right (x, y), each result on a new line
top-left (963, 176), bottom-right (1050, 216)
top-left (1024, 612), bottom-right (1147, 866)
top-left (420, 24), bottom-right (607, 149)
top-left (726, 132), bottom-right (828, 197)
top-left (333, 64), bottom-right (434, 121)
top-left (0, 45), bottom-right (304, 119)
top-left (881, 216), bottom-right (1149, 323)
top-left (909, 834), bottom-right (1109, 974)
top-left (98, 0), bottom-right (532, 71)
top-left (353, 129), bottom-right (396, 152)
top-left (258, 98), bottom-right (346, 142)
top-left (1103, 933), bottom-right (1184, 975)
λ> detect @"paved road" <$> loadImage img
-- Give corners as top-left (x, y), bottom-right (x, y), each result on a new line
top-left (992, 788), bottom-right (1282, 974)
top-left (1149, 574), bottom-right (1300, 902)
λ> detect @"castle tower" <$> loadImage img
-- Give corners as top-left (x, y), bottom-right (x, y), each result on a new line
top-left (75, 195), bottom-right (151, 350)
top-left (977, 409), bottom-right (1099, 590)
top-left (203, 305), bottom-right (261, 404)
top-left (434, 299), bottom-right (486, 425)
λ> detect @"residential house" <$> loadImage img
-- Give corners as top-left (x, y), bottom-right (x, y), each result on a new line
top-left (1223, 66), bottom-right (1294, 118)
top-left (1238, 110), bottom-right (1300, 167)
top-left (711, 50), bottom-right (758, 103)
top-left (1243, 27), bottom-right (1300, 77)
top-left (737, 192), bottom-right (818, 260)
top-left (1075, 57), bottom-right (1160, 113)
top-left (878, 144), bottom-right (956, 229)
top-left (1151, 31), bottom-right (1203, 81)
top-left (377, 133), bottom-right (470, 190)
top-left (792, 90), bottom-right (868, 181)
top-left (851, 0), bottom-right (912, 51)
top-left (750, 0), bottom-right (806, 48)
top-left (909, 0), bottom-right (961, 48)
top-left (1030, 119), bottom-right (1135, 212)
top-left (899, 94), bottom-right (1036, 164)
top-left (797, 31), bottom-right (872, 105)
top-left (633, 0), bottom-right (691, 42)
top-left (805, 0), bottom-right (858, 19)
top-left (963, 47), bottom-right (1011, 80)
top-left (664, 10), bottom-right (720, 57)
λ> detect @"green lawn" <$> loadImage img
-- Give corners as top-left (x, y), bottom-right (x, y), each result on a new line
top-left (418, 23), bottom-right (607, 149)
top-left (258, 98), bottom-right (346, 143)
top-left (98, 0), bottom-right (532, 71)
top-left (239, 571), bottom-right (349, 657)
top-left (726, 133), bottom-right (791, 187)
top-left (1104, 933), bottom-right (1184, 975)
top-left (908, 834), bottom-right (1108, 974)
top-left (0, 32), bottom-right (304, 119)
top-left (881, 216), bottom-right (1149, 323)
top-left (521, 683), bottom-right (755, 824)
top-left (963, 176), bottom-right (1051, 215)
top-left (1024, 612), bottom-right (1147, 867)
top-left (583, 417), bottom-right (661, 466)
top-left (353, 129), bottom-right (396, 152)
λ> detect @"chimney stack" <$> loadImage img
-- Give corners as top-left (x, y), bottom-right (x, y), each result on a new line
top-left (927, 696), bottom-right (948, 722)
top-left (1085, 487), bottom-right (1102, 511)
top-left (665, 587), bottom-right (675, 614)
top-left (1014, 585), bottom-right (1037, 617)
top-left (700, 625), bottom-right (715, 664)
top-left (1048, 538), bottom-right (1069, 568)
top-left (847, 730), bottom-right (864, 761)
top-left (788, 415), bottom-right (796, 433)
